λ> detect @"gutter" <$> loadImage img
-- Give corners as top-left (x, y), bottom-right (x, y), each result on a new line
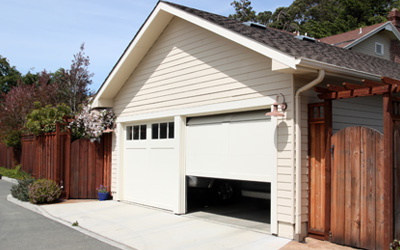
top-left (294, 69), bottom-right (325, 235)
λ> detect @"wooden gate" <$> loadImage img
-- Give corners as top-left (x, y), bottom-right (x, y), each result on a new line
top-left (330, 126), bottom-right (385, 249)
top-left (68, 134), bottom-right (112, 199)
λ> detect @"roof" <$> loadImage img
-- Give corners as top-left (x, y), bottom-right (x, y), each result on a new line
top-left (163, 1), bottom-right (400, 79)
top-left (93, 1), bottom-right (400, 107)
top-left (319, 23), bottom-right (386, 48)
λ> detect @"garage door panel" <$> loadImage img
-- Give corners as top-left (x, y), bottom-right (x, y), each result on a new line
top-left (186, 111), bottom-right (276, 183)
top-left (123, 121), bottom-right (178, 212)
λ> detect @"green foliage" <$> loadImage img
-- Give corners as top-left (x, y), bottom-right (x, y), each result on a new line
top-left (25, 103), bottom-right (72, 136)
top-left (229, 0), bottom-right (400, 38)
top-left (0, 55), bottom-right (21, 94)
top-left (72, 221), bottom-right (79, 226)
top-left (10, 177), bottom-right (36, 201)
top-left (28, 179), bottom-right (61, 204)
top-left (0, 165), bottom-right (32, 180)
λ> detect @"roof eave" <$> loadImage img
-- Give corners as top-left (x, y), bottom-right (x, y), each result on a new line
top-left (92, 2), bottom-right (298, 108)
top-left (297, 58), bottom-right (381, 81)
top-left (343, 22), bottom-right (400, 49)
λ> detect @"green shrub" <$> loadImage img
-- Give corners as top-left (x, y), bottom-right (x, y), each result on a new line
top-left (25, 102), bottom-right (72, 136)
top-left (10, 177), bottom-right (36, 201)
top-left (0, 165), bottom-right (32, 180)
top-left (28, 179), bottom-right (61, 204)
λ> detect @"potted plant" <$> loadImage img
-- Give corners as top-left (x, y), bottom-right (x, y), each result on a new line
top-left (96, 185), bottom-right (109, 201)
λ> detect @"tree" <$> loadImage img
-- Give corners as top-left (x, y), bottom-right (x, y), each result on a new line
top-left (0, 56), bottom-right (21, 94)
top-left (229, 0), bottom-right (257, 22)
top-left (229, 0), bottom-right (400, 38)
top-left (0, 84), bottom-right (38, 147)
top-left (55, 43), bottom-right (93, 113)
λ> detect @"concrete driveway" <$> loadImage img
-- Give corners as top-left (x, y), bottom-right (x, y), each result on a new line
top-left (35, 200), bottom-right (289, 250)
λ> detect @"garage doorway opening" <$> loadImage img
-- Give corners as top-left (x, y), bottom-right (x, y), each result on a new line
top-left (186, 176), bottom-right (271, 233)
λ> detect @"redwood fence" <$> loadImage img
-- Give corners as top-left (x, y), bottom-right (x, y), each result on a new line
top-left (0, 143), bottom-right (20, 169)
top-left (17, 123), bottom-right (112, 199)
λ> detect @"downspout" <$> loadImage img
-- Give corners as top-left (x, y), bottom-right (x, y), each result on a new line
top-left (294, 69), bottom-right (325, 235)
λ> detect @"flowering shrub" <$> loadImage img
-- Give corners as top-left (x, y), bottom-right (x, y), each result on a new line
top-left (96, 184), bottom-right (108, 193)
top-left (69, 105), bottom-right (115, 142)
top-left (28, 179), bottom-right (61, 204)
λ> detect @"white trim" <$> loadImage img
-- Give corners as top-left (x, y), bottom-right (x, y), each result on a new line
top-left (175, 115), bottom-right (186, 214)
top-left (116, 123), bottom-right (125, 201)
top-left (160, 3), bottom-right (297, 69)
top-left (92, 2), bottom-right (297, 108)
top-left (375, 42), bottom-right (384, 55)
top-left (343, 21), bottom-right (400, 49)
top-left (271, 115), bottom-right (278, 235)
top-left (116, 96), bottom-right (276, 124)
top-left (297, 58), bottom-right (381, 82)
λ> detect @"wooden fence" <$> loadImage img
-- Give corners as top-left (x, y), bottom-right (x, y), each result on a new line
top-left (20, 123), bottom-right (112, 199)
top-left (0, 143), bottom-right (20, 169)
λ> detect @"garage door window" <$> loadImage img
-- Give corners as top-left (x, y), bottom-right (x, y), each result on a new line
top-left (126, 125), bottom-right (147, 140)
top-left (152, 122), bottom-right (174, 139)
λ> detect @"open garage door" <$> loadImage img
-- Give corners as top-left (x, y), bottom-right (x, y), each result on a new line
top-left (186, 110), bottom-right (276, 182)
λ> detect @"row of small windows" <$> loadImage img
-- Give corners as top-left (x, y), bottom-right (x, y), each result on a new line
top-left (126, 122), bottom-right (174, 141)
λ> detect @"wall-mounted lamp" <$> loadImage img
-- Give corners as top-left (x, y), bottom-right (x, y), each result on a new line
top-left (266, 93), bottom-right (287, 117)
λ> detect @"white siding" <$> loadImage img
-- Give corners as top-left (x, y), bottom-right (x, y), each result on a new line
top-left (113, 17), bottom-right (290, 117)
top-left (351, 31), bottom-right (392, 60)
top-left (111, 16), bottom-right (295, 235)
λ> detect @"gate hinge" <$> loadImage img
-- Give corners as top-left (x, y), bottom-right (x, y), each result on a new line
top-left (329, 231), bottom-right (332, 241)
top-left (331, 144), bottom-right (335, 161)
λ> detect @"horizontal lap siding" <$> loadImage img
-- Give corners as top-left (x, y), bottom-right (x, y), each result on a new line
top-left (351, 32), bottom-right (391, 61)
top-left (112, 17), bottom-right (294, 224)
top-left (332, 96), bottom-right (383, 133)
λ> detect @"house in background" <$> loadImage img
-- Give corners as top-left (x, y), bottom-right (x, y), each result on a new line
top-left (92, 1), bottom-right (400, 249)
top-left (320, 8), bottom-right (400, 63)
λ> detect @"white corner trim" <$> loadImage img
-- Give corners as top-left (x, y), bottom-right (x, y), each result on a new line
top-left (116, 96), bottom-right (276, 124)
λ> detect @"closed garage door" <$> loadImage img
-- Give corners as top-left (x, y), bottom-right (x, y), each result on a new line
top-left (186, 110), bottom-right (276, 182)
top-left (123, 121), bottom-right (179, 211)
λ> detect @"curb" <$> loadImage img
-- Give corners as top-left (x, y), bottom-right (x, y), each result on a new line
top-left (2, 176), bottom-right (19, 185)
top-left (5, 185), bottom-right (134, 250)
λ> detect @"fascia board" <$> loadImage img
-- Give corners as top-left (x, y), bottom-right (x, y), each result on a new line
top-left (93, 2), bottom-right (297, 108)
top-left (161, 3), bottom-right (297, 69)
top-left (93, 4), bottom-right (173, 107)
top-left (343, 22), bottom-right (396, 49)
top-left (297, 58), bottom-right (381, 81)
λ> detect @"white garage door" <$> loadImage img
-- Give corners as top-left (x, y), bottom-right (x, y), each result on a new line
top-left (186, 110), bottom-right (276, 182)
top-left (123, 121), bottom-right (179, 211)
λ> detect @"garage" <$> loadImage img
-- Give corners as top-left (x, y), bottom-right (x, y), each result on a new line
top-left (185, 110), bottom-right (277, 231)
top-left (123, 120), bottom-right (180, 211)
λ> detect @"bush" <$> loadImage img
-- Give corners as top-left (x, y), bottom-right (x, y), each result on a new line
top-left (10, 177), bottom-right (36, 201)
top-left (0, 165), bottom-right (32, 180)
top-left (391, 239), bottom-right (400, 250)
top-left (28, 179), bottom-right (61, 204)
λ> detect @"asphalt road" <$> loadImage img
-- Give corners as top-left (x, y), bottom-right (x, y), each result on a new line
top-left (0, 179), bottom-right (120, 250)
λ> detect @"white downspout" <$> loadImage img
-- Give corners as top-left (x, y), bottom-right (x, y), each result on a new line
top-left (294, 69), bottom-right (325, 235)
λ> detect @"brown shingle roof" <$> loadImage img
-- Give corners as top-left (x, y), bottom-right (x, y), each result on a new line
top-left (319, 23), bottom-right (386, 48)
top-left (163, 1), bottom-right (400, 80)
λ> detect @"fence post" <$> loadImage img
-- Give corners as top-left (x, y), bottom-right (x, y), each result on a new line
top-left (65, 125), bottom-right (71, 199)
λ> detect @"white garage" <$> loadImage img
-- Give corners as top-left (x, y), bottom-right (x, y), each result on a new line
top-left (186, 110), bottom-right (277, 183)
